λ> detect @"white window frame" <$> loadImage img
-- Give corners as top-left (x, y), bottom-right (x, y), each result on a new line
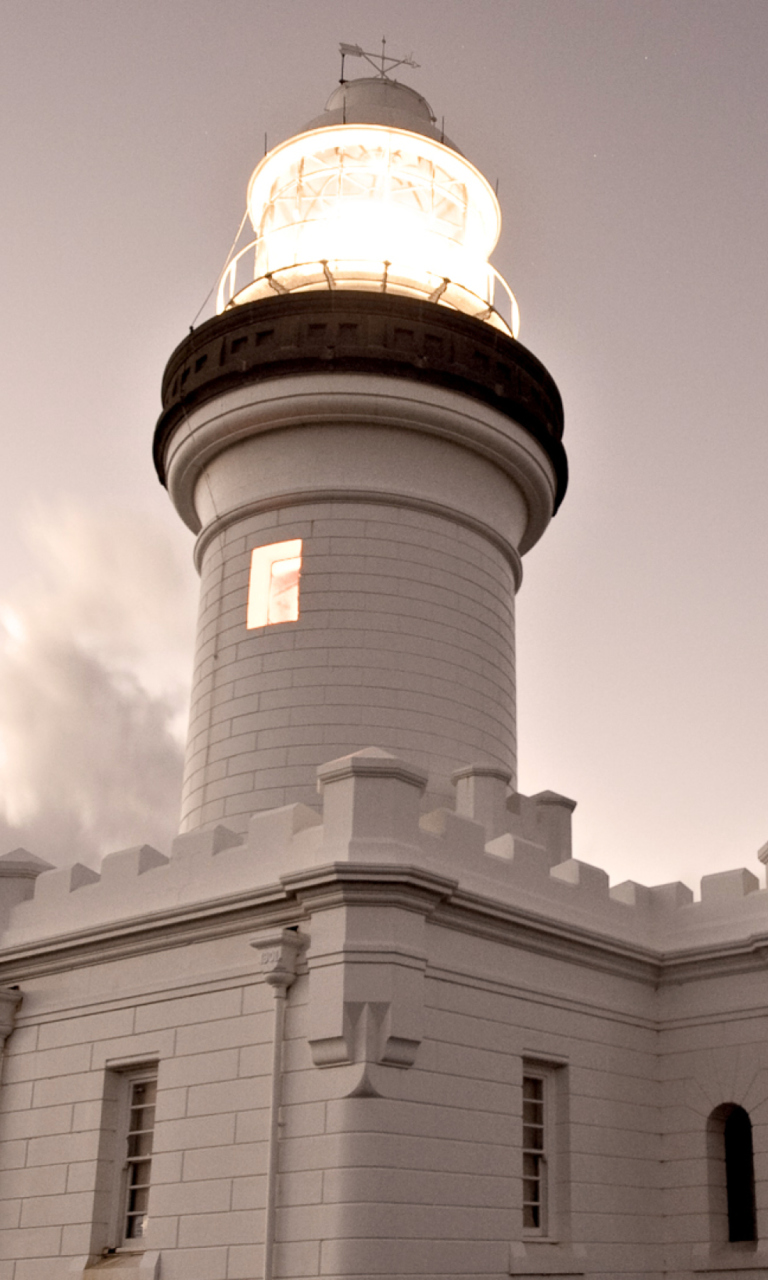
top-left (107, 1065), bottom-right (158, 1252)
top-left (521, 1058), bottom-right (569, 1245)
top-left (522, 1067), bottom-right (550, 1236)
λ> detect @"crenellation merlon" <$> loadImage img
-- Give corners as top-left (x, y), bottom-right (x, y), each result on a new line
top-left (0, 847), bottom-right (55, 936)
top-left (247, 801), bottom-right (323, 859)
top-left (170, 824), bottom-right (244, 860)
top-left (32, 861), bottom-right (100, 906)
top-left (550, 857), bottom-right (610, 897)
top-left (609, 879), bottom-right (694, 912)
top-left (98, 843), bottom-right (169, 884)
top-left (452, 764), bottom-right (512, 841)
top-left (528, 789), bottom-right (578, 865)
top-left (419, 806), bottom-right (488, 862)
top-left (700, 867), bottom-right (760, 902)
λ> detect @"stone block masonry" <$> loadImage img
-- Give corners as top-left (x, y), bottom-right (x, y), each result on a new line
top-left (1, 749), bottom-right (768, 1277)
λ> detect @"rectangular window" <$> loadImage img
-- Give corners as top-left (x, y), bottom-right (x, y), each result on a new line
top-left (109, 1067), bottom-right (157, 1248)
top-left (247, 539), bottom-right (302, 628)
top-left (523, 1073), bottom-right (547, 1233)
top-left (122, 1073), bottom-right (156, 1242)
top-left (520, 1058), bottom-right (570, 1245)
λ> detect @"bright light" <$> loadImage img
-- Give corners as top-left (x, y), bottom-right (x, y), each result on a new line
top-left (247, 540), bottom-right (302, 629)
top-left (218, 124), bottom-right (519, 336)
top-left (0, 606), bottom-right (26, 649)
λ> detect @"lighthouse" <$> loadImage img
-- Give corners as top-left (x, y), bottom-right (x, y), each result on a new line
top-left (153, 59), bottom-right (567, 834)
top-left (4, 50), bottom-right (768, 1280)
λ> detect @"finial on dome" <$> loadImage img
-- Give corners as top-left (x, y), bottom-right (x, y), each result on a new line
top-left (339, 38), bottom-right (419, 83)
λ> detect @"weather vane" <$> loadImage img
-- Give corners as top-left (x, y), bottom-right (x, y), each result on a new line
top-left (339, 39), bottom-right (419, 83)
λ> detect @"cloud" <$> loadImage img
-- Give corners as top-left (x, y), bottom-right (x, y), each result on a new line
top-left (0, 502), bottom-right (196, 867)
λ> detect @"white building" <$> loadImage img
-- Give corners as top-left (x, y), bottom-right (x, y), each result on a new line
top-left (0, 66), bottom-right (766, 1280)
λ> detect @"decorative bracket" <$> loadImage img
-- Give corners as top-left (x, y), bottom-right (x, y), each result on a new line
top-left (305, 899), bottom-right (429, 1095)
top-left (250, 928), bottom-right (307, 990)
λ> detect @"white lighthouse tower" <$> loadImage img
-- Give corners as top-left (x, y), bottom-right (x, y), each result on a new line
top-left (153, 58), bottom-right (567, 833)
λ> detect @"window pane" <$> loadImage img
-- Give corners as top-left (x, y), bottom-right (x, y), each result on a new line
top-left (267, 556), bottom-right (301, 623)
top-left (126, 1212), bottom-right (147, 1240)
top-left (129, 1106), bottom-right (155, 1132)
top-left (129, 1159), bottom-right (152, 1187)
top-left (128, 1185), bottom-right (150, 1215)
top-left (127, 1130), bottom-right (154, 1158)
top-left (523, 1204), bottom-right (539, 1229)
top-left (131, 1081), bottom-right (157, 1106)
top-left (523, 1125), bottom-right (543, 1150)
top-left (523, 1077), bottom-right (543, 1101)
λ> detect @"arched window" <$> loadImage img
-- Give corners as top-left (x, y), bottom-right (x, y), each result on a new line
top-left (707, 1103), bottom-right (757, 1244)
top-left (725, 1108), bottom-right (757, 1242)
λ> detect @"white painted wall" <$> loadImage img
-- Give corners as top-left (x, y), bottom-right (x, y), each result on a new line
top-left (2, 751), bottom-right (768, 1279)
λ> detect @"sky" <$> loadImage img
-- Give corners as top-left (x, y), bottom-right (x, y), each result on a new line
top-left (1, 0), bottom-right (767, 893)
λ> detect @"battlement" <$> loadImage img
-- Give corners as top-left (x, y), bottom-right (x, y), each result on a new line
top-left (1, 748), bottom-right (766, 967)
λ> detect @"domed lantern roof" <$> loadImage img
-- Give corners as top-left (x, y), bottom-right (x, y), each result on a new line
top-left (302, 76), bottom-right (460, 151)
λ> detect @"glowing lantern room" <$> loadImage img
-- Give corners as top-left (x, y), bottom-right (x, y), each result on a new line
top-left (217, 76), bottom-right (519, 336)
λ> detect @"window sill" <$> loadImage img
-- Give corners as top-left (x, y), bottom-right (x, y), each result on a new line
top-left (72, 1252), bottom-right (160, 1278)
top-left (509, 1241), bottom-right (586, 1275)
top-left (692, 1242), bottom-right (768, 1271)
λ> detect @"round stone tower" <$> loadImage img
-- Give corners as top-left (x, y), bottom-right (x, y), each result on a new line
top-left (154, 74), bottom-right (567, 834)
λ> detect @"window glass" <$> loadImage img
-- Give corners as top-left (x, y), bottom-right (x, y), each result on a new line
top-left (123, 1076), bottom-right (156, 1242)
top-left (267, 555), bottom-right (301, 624)
top-left (247, 539), bottom-right (302, 628)
top-left (724, 1107), bottom-right (757, 1243)
top-left (523, 1074), bottom-right (546, 1231)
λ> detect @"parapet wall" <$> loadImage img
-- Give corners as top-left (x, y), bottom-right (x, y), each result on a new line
top-left (1, 748), bottom-right (766, 966)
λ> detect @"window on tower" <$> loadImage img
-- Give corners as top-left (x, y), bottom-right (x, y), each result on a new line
top-left (247, 539), bottom-right (302, 628)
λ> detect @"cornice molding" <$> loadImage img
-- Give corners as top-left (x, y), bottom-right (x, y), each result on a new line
top-left (0, 883), bottom-right (296, 981)
top-left (162, 369), bottom-right (558, 555)
top-left (435, 891), bottom-right (661, 985)
top-left (281, 861), bottom-right (457, 920)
